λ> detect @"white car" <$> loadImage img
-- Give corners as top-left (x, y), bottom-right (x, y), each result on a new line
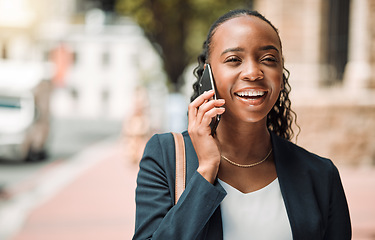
top-left (0, 61), bottom-right (51, 161)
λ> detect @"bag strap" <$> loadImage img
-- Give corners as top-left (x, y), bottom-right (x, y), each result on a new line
top-left (171, 132), bottom-right (186, 204)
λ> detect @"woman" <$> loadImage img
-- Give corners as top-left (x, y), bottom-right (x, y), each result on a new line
top-left (133, 9), bottom-right (351, 240)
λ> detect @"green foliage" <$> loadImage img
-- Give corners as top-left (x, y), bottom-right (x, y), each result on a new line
top-left (116, 0), bottom-right (252, 88)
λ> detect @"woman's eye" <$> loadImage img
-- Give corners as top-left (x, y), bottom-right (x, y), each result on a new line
top-left (264, 57), bottom-right (276, 62)
top-left (225, 57), bottom-right (241, 63)
top-left (262, 56), bottom-right (278, 63)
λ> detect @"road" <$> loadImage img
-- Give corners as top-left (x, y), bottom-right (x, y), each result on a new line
top-left (0, 117), bottom-right (122, 194)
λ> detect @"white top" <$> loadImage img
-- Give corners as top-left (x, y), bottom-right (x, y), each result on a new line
top-left (218, 178), bottom-right (293, 240)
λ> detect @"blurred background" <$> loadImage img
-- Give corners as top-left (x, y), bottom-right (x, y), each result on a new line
top-left (0, 0), bottom-right (374, 239)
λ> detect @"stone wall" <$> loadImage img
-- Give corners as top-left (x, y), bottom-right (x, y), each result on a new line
top-left (293, 105), bottom-right (375, 166)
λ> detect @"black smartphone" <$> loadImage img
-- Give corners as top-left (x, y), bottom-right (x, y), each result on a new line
top-left (198, 64), bottom-right (221, 135)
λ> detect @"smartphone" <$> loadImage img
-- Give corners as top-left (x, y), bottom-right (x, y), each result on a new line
top-left (198, 64), bottom-right (221, 135)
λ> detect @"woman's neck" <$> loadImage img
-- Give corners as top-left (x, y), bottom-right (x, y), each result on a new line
top-left (215, 117), bottom-right (272, 163)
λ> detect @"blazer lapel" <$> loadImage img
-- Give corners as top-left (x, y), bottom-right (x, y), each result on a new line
top-left (271, 132), bottom-right (319, 240)
top-left (205, 198), bottom-right (223, 240)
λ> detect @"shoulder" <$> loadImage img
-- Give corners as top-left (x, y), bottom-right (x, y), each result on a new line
top-left (144, 131), bottom-right (191, 153)
top-left (271, 132), bottom-right (337, 176)
top-left (142, 131), bottom-right (193, 167)
top-left (140, 133), bottom-right (175, 171)
top-left (146, 132), bottom-right (174, 148)
top-left (272, 132), bottom-right (346, 203)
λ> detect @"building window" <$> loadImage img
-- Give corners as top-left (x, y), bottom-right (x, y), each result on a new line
top-left (72, 51), bottom-right (79, 64)
top-left (325, 0), bottom-right (350, 83)
top-left (102, 51), bottom-right (110, 66)
top-left (1, 43), bottom-right (7, 59)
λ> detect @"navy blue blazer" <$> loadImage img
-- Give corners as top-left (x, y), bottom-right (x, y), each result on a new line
top-left (133, 131), bottom-right (351, 240)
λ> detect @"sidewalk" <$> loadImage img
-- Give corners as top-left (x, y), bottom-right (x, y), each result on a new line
top-left (2, 142), bottom-right (375, 240)
top-left (340, 167), bottom-right (375, 240)
top-left (2, 141), bottom-right (137, 240)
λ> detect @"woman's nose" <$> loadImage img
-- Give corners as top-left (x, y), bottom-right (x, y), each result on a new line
top-left (240, 62), bottom-right (264, 81)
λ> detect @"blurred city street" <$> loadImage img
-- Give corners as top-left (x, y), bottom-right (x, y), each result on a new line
top-left (0, 118), bottom-right (122, 188)
top-left (0, 0), bottom-right (375, 240)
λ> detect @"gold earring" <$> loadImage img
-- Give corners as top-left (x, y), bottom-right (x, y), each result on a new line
top-left (279, 93), bottom-right (283, 107)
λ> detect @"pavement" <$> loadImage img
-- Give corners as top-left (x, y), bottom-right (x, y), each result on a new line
top-left (0, 139), bottom-right (374, 240)
top-left (0, 140), bottom-right (137, 240)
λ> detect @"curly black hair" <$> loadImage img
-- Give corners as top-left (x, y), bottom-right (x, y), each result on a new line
top-left (191, 9), bottom-right (299, 140)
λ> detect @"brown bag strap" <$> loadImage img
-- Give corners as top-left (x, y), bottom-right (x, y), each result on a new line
top-left (172, 132), bottom-right (186, 204)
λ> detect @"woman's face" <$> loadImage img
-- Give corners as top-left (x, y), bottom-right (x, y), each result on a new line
top-left (209, 15), bottom-right (283, 125)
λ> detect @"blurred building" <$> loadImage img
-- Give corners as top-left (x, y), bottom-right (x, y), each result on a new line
top-left (255, 0), bottom-right (375, 89)
top-left (45, 13), bottom-right (166, 121)
top-left (254, 0), bottom-right (375, 165)
top-left (0, 0), bottom-right (168, 131)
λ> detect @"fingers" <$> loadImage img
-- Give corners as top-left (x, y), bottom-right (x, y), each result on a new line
top-left (196, 99), bottom-right (225, 124)
top-left (201, 106), bottom-right (225, 128)
top-left (188, 90), bottom-right (224, 123)
top-left (188, 90), bottom-right (225, 134)
top-left (188, 90), bottom-right (215, 121)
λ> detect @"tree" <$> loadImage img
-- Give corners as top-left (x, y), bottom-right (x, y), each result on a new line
top-left (116, 0), bottom-right (252, 91)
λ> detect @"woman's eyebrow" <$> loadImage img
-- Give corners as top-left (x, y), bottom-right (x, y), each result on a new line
top-left (221, 47), bottom-right (245, 56)
top-left (221, 45), bottom-right (280, 56)
top-left (259, 45), bottom-right (279, 53)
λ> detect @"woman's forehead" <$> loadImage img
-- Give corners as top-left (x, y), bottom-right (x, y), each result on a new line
top-left (211, 15), bottom-right (282, 52)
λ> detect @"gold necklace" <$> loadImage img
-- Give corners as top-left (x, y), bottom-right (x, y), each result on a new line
top-left (221, 148), bottom-right (273, 168)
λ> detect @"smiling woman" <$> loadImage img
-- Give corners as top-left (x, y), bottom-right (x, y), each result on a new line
top-left (133, 9), bottom-right (351, 240)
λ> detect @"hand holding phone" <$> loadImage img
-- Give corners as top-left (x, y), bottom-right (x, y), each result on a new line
top-left (198, 64), bottom-right (222, 135)
top-left (188, 64), bottom-right (225, 183)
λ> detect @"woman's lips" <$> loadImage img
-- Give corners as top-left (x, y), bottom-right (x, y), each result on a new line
top-left (234, 89), bottom-right (268, 106)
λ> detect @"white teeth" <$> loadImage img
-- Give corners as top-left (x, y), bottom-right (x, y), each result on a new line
top-left (236, 90), bottom-right (265, 97)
